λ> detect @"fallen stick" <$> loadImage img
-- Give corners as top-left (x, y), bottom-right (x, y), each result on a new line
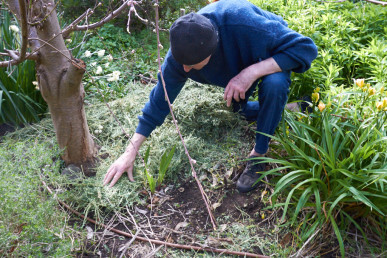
top-left (40, 178), bottom-right (268, 257)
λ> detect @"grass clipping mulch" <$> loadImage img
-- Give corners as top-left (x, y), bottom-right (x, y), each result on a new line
top-left (6, 80), bottom-right (254, 215)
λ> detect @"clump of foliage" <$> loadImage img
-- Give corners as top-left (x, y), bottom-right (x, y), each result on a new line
top-left (67, 23), bottom-right (169, 101)
top-left (0, 10), bottom-right (47, 125)
top-left (250, 0), bottom-right (387, 98)
top-left (0, 138), bottom-right (83, 256)
top-left (261, 79), bottom-right (387, 256)
top-left (143, 145), bottom-right (176, 193)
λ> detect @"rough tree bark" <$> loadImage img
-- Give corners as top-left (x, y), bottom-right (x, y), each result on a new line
top-left (6, 0), bottom-right (97, 166)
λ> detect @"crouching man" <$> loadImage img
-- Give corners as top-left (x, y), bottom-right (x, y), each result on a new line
top-left (104, 0), bottom-right (318, 192)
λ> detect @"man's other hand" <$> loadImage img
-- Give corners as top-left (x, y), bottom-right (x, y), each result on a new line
top-left (224, 69), bottom-right (255, 107)
top-left (224, 58), bottom-right (282, 107)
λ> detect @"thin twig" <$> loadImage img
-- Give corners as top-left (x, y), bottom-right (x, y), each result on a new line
top-left (17, 0), bottom-right (27, 62)
top-left (154, 0), bottom-right (217, 230)
top-left (290, 227), bottom-right (322, 257)
top-left (66, 0), bottom-right (130, 34)
top-left (62, 3), bottom-right (101, 38)
top-left (28, 0), bottom-right (61, 26)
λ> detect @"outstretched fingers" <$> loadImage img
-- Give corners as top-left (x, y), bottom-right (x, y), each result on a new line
top-left (109, 170), bottom-right (124, 187)
top-left (127, 168), bottom-right (134, 182)
top-left (103, 166), bottom-right (117, 186)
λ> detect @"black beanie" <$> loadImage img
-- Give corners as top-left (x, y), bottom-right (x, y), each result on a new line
top-left (170, 12), bottom-right (218, 65)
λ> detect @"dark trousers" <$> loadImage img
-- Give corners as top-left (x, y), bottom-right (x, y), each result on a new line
top-left (233, 71), bottom-right (291, 154)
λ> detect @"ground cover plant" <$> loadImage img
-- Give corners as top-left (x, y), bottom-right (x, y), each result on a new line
top-left (1, 0), bottom-right (387, 256)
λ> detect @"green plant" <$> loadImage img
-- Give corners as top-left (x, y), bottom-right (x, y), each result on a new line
top-left (249, 0), bottom-right (387, 99)
top-left (258, 79), bottom-right (387, 256)
top-left (0, 10), bottom-right (46, 125)
top-left (0, 139), bottom-right (83, 256)
top-left (143, 145), bottom-right (176, 193)
top-left (78, 24), bottom-right (169, 101)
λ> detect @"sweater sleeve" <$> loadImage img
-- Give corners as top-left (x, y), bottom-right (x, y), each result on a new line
top-left (136, 50), bottom-right (187, 137)
top-left (270, 24), bottom-right (318, 73)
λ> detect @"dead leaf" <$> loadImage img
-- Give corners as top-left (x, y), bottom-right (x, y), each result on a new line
top-left (199, 174), bottom-right (208, 181)
top-left (212, 202), bottom-right (221, 210)
top-left (219, 224), bottom-right (227, 232)
top-left (206, 236), bottom-right (221, 247)
top-left (174, 221), bottom-right (189, 231)
top-left (166, 236), bottom-right (174, 243)
top-left (135, 206), bottom-right (148, 215)
top-left (280, 232), bottom-right (292, 248)
top-left (152, 196), bottom-right (160, 204)
top-left (224, 169), bottom-right (233, 179)
top-left (211, 174), bottom-right (218, 187)
top-left (86, 226), bottom-right (94, 240)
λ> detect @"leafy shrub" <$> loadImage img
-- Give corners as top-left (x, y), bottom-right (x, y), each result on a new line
top-left (0, 10), bottom-right (47, 125)
top-left (260, 80), bottom-right (387, 256)
top-left (75, 23), bottom-right (169, 101)
top-left (250, 0), bottom-right (387, 98)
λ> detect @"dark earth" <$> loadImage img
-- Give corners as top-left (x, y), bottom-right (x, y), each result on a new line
top-left (75, 163), bottom-right (277, 257)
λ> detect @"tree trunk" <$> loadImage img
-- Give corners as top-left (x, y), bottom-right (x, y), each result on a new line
top-left (8, 0), bottom-right (98, 166)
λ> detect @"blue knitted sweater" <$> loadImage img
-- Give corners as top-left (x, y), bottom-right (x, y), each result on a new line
top-left (136, 0), bottom-right (318, 137)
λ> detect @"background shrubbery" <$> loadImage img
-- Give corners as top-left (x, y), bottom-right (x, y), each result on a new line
top-left (0, 10), bottom-right (47, 125)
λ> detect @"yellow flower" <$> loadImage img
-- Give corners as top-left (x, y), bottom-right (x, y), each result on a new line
top-left (376, 102), bottom-right (383, 111)
top-left (312, 92), bottom-right (319, 103)
top-left (261, 213), bottom-right (265, 219)
top-left (380, 86), bottom-right (385, 95)
top-left (314, 87), bottom-right (320, 93)
top-left (383, 98), bottom-right (387, 108)
top-left (368, 87), bottom-right (376, 96)
top-left (356, 79), bottom-right (365, 88)
top-left (318, 101), bottom-right (326, 112)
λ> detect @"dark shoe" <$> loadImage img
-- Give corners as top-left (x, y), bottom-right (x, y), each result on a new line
top-left (299, 96), bottom-right (313, 114)
top-left (237, 156), bottom-right (266, 193)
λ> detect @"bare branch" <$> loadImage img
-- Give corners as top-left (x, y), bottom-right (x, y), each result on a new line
top-left (28, 0), bottom-right (60, 26)
top-left (0, 50), bottom-right (39, 60)
top-left (17, 0), bottom-right (28, 63)
top-left (62, 7), bottom-right (95, 38)
top-left (63, 0), bottom-right (130, 35)
top-left (0, 0), bottom-right (29, 67)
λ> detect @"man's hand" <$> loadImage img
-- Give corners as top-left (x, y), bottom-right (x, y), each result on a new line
top-left (103, 151), bottom-right (136, 187)
top-left (224, 58), bottom-right (282, 107)
top-left (103, 133), bottom-right (146, 187)
top-left (224, 69), bottom-right (256, 107)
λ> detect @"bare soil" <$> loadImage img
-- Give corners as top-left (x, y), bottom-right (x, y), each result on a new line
top-left (0, 123), bottom-right (17, 137)
top-left (75, 164), bottom-right (274, 257)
